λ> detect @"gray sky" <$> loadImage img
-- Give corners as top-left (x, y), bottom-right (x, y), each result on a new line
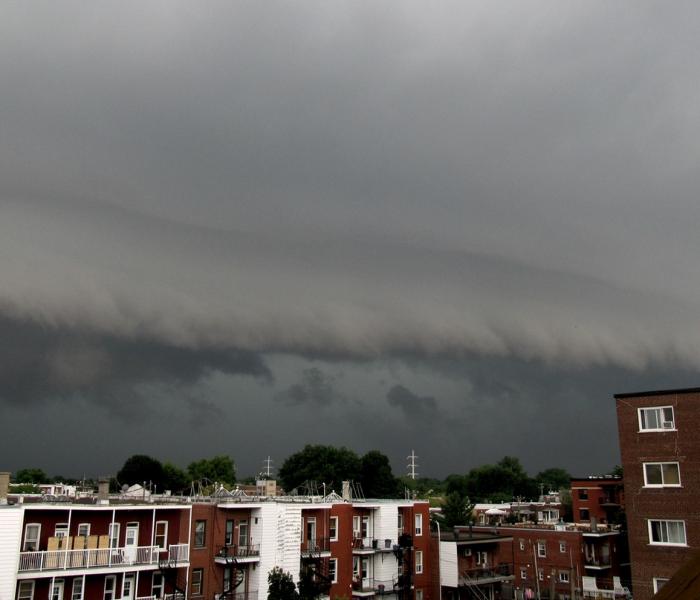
top-left (2, 1), bottom-right (700, 480)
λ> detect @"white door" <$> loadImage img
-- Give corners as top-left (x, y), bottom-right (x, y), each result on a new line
top-left (122, 574), bottom-right (135, 600)
top-left (361, 557), bottom-right (370, 589)
top-left (124, 524), bottom-right (139, 563)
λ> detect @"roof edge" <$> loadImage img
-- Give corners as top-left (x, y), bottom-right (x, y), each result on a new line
top-left (614, 386), bottom-right (700, 399)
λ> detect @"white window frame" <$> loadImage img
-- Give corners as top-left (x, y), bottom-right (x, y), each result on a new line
top-left (72, 577), bottom-right (84, 600)
top-left (155, 520), bottom-right (168, 549)
top-left (519, 539), bottom-right (525, 551)
top-left (648, 519), bottom-right (687, 546)
top-left (225, 519), bottom-right (234, 546)
top-left (77, 523), bottom-right (90, 537)
top-left (104, 576), bottom-right (116, 600)
top-left (643, 462), bottom-right (681, 488)
top-left (538, 570), bottom-right (544, 582)
top-left (330, 516), bottom-right (339, 542)
top-left (17, 581), bottom-right (35, 600)
top-left (415, 513), bottom-right (423, 537)
top-left (50, 580), bottom-right (64, 600)
top-left (415, 550), bottom-right (423, 574)
top-left (23, 523), bottom-right (41, 552)
top-left (537, 541), bottom-right (546, 557)
top-left (653, 578), bottom-right (670, 593)
top-left (192, 568), bottom-right (204, 595)
top-left (559, 541), bottom-right (566, 553)
top-left (416, 590), bottom-right (424, 600)
top-left (397, 513), bottom-right (404, 535)
top-left (54, 523), bottom-right (69, 538)
top-left (329, 557), bottom-right (338, 583)
top-left (520, 568), bottom-right (527, 580)
top-left (152, 573), bottom-right (165, 598)
top-left (559, 571), bottom-right (569, 583)
top-left (108, 522), bottom-right (120, 549)
top-left (475, 551), bottom-right (488, 566)
top-left (353, 515), bottom-right (361, 539)
top-left (638, 406), bottom-right (675, 432)
top-left (194, 520), bottom-right (206, 548)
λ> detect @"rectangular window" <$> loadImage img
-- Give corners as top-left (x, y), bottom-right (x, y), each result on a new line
top-left (192, 568), bottom-right (203, 595)
top-left (330, 516), bottom-right (339, 541)
top-left (397, 513), bottom-right (404, 535)
top-left (559, 542), bottom-right (567, 553)
top-left (50, 580), bottom-right (64, 600)
top-left (152, 574), bottom-right (164, 598)
top-left (537, 541), bottom-right (546, 557)
top-left (353, 556), bottom-right (360, 578)
top-left (225, 519), bottom-right (234, 546)
top-left (194, 520), bottom-right (206, 548)
top-left (108, 523), bottom-right (120, 549)
top-left (415, 590), bottom-right (424, 600)
top-left (653, 578), bottom-right (670, 593)
top-left (239, 519), bottom-right (249, 547)
top-left (329, 558), bottom-right (338, 583)
top-left (17, 581), bottom-right (35, 600)
top-left (224, 569), bottom-right (232, 593)
top-left (519, 539), bottom-right (525, 551)
top-left (644, 462), bottom-right (681, 487)
top-left (415, 514), bottom-right (423, 536)
top-left (520, 568), bottom-right (527, 580)
top-left (559, 571), bottom-right (570, 583)
top-left (639, 406), bottom-right (675, 431)
top-left (155, 520), bottom-right (168, 549)
top-left (649, 519), bottom-right (687, 545)
top-left (72, 578), bottom-right (84, 600)
top-left (538, 570), bottom-right (544, 582)
top-left (55, 523), bottom-right (69, 538)
top-left (353, 515), bottom-right (361, 539)
top-left (577, 489), bottom-right (588, 500)
top-left (475, 551), bottom-right (488, 566)
top-left (104, 576), bottom-right (116, 600)
top-left (23, 523), bottom-right (41, 552)
top-left (579, 509), bottom-right (590, 521)
top-left (77, 523), bottom-right (90, 537)
top-left (415, 550), bottom-right (423, 574)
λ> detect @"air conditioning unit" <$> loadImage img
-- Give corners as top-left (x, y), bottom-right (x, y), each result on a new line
top-left (663, 421), bottom-right (674, 429)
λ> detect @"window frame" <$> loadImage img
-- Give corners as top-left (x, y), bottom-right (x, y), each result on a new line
top-left (653, 578), bottom-right (670, 593)
top-left (225, 519), bottom-right (234, 546)
top-left (414, 513), bottom-right (423, 537)
top-left (415, 550), bottom-right (424, 574)
top-left (638, 406), bottom-right (675, 432)
top-left (520, 568), bottom-right (527, 580)
top-left (329, 557), bottom-right (338, 583)
top-left (648, 519), bottom-right (687, 546)
top-left (329, 516), bottom-right (339, 542)
top-left (54, 523), bottom-right (69, 538)
top-left (23, 523), bottom-right (41, 552)
top-left (108, 522), bottom-right (120, 549)
top-left (579, 509), bottom-right (590, 522)
top-left (152, 573), bottom-right (165, 598)
top-left (192, 568), bottom-right (204, 596)
top-left (17, 581), bottom-right (35, 600)
top-left (103, 576), bottom-right (116, 600)
top-left (643, 462), bottom-right (681, 488)
top-left (559, 541), bottom-right (566, 553)
top-left (72, 577), bottom-right (84, 600)
top-left (519, 539), bottom-right (525, 551)
top-left (194, 520), bottom-right (206, 548)
top-left (155, 520), bottom-right (168, 550)
top-left (537, 541), bottom-right (546, 558)
top-left (77, 523), bottom-right (90, 538)
top-left (559, 571), bottom-right (569, 583)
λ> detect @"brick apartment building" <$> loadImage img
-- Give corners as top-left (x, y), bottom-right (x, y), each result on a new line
top-left (615, 387), bottom-right (700, 599)
top-left (569, 477), bottom-right (624, 527)
top-left (0, 474), bottom-right (432, 600)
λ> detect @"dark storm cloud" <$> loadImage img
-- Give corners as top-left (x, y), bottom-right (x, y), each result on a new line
top-left (386, 385), bottom-right (437, 421)
top-left (274, 368), bottom-right (342, 407)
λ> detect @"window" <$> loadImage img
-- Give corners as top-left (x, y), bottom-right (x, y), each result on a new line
top-left (225, 519), bottom-right (234, 546)
top-left (72, 578), bottom-right (84, 600)
top-left (579, 509), bottom-right (590, 522)
top-left (77, 523), bottom-right (90, 537)
top-left (329, 558), bottom-right (338, 583)
top-left (224, 569), bottom-right (232, 593)
top-left (104, 576), bottom-right (116, 600)
top-left (415, 514), bottom-right (423, 536)
top-left (577, 489), bottom-right (588, 500)
top-left (194, 520), bottom-right (206, 548)
top-left (476, 551), bottom-right (488, 566)
top-left (644, 462), bottom-right (681, 487)
top-left (17, 581), bottom-right (35, 600)
top-left (559, 571), bottom-right (570, 583)
top-left (108, 523), bottom-right (120, 549)
top-left (538, 570), bottom-right (544, 582)
top-left (639, 406), bottom-right (675, 431)
top-left (653, 578), bottom-right (670, 593)
top-left (23, 524), bottom-right (41, 551)
top-left (415, 550), bottom-right (423, 574)
top-left (192, 568), bottom-right (204, 595)
top-left (353, 515), bottom-right (361, 539)
top-left (55, 524), bottom-right (69, 538)
top-left (649, 519), bottom-right (687, 546)
top-left (50, 581), bottom-right (64, 600)
top-left (152, 574), bottom-right (164, 598)
top-left (415, 590), bottom-right (424, 600)
top-left (239, 519), bottom-right (249, 547)
top-left (155, 521), bottom-right (168, 549)
top-left (330, 516), bottom-right (339, 541)
top-left (519, 539), bottom-right (525, 551)
top-left (537, 541), bottom-right (546, 557)
top-left (353, 556), bottom-right (360, 578)
top-left (559, 541), bottom-right (567, 553)
top-left (398, 513), bottom-right (404, 535)
top-left (520, 568), bottom-right (527, 580)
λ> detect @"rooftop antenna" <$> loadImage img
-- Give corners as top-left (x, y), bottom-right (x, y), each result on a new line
top-left (406, 450), bottom-right (419, 480)
top-left (261, 456), bottom-right (274, 479)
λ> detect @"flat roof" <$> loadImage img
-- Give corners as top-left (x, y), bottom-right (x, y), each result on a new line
top-left (615, 386), bottom-right (700, 399)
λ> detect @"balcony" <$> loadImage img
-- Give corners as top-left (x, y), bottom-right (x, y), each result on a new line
top-left (584, 557), bottom-right (612, 570)
top-left (19, 545), bottom-right (159, 574)
top-left (301, 537), bottom-right (331, 557)
top-left (215, 544), bottom-right (261, 564)
top-left (459, 564), bottom-right (515, 587)
top-left (159, 544), bottom-right (190, 567)
top-left (352, 537), bottom-right (378, 554)
top-left (352, 578), bottom-right (386, 597)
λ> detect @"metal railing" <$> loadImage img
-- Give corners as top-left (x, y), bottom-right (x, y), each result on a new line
top-left (166, 543), bottom-right (190, 563)
top-left (352, 537), bottom-right (378, 550)
top-left (462, 564), bottom-right (513, 581)
top-left (301, 537), bottom-right (330, 554)
top-left (217, 544), bottom-right (261, 558)
top-left (18, 545), bottom-right (159, 572)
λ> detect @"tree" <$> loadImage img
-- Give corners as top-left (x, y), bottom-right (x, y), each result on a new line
top-left (360, 451), bottom-right (400, 498)
top-left (14, 468), bottom-right (48, 484)
top-left (117, 455), bottom-right (166, 490)
top-left (268, 567), bottom-right (299, 600)
top-left (187, 455), bottom-right (236, 486)
top-left (163, 462), bottom-right (189, 493)
top-left (439, 492), bottom-right (474, 528)
top-left (278, 445), bottom-right (361, 492)
top-left (535, 468), bottom-right (571, 492)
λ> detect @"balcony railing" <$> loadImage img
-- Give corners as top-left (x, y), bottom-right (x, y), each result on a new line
top-left (19, 545), bottom-right (160, 573)
top-left (301, 537), bottom-right (330, 554)
top-left (460, 564), bottom-right (514, 584)
top-left (352, 537), bottom-right (377, 551)
top-left (162, 544), bottom-right (190, 565)
top-left (217, 544), bottom-right (261, 559)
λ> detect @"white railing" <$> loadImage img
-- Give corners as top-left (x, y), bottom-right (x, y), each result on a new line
top-left (167, 543), bottom-right (190, 563)
top-left (18, 545), bottom-right (159, 573)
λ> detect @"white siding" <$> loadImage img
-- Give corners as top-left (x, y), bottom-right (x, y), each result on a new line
top-left (440, 541), bottom-right (458, 588)
top-left (0, 507), bottom-right (24, 600)
top-left (373, 505), bottom-right (399, 584)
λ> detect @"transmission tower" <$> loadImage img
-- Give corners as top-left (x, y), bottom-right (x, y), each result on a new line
top-left (406, 450), bottom-right (419, 480)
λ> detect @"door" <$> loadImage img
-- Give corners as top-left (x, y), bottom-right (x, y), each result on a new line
top-left (124, 524), bottom-right (139, 563)
top-left (306, 518), bottom-right (316, 551)
top-left (50, 580), bottom-right (64, 600)
top-left (122, 574), bottom-right (135, 600)
top-left (361, 557), bottom-right (370, 590)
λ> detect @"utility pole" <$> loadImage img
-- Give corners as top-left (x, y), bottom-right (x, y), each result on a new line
top-left (406, 450), bottom-right (419, 480)
top-left (261, 456), bottom-right (274, 478)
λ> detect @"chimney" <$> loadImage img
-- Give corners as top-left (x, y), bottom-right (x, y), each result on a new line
top-left (0, 472), bottom-right (10, 505)
top-left (342, 481), bottom-right (352, 501)
top-left (98, 478), bottom-right (110, 505)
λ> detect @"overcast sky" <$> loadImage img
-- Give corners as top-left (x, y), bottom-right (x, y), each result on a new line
top-left (2, 2), bottom-right (700, 482)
